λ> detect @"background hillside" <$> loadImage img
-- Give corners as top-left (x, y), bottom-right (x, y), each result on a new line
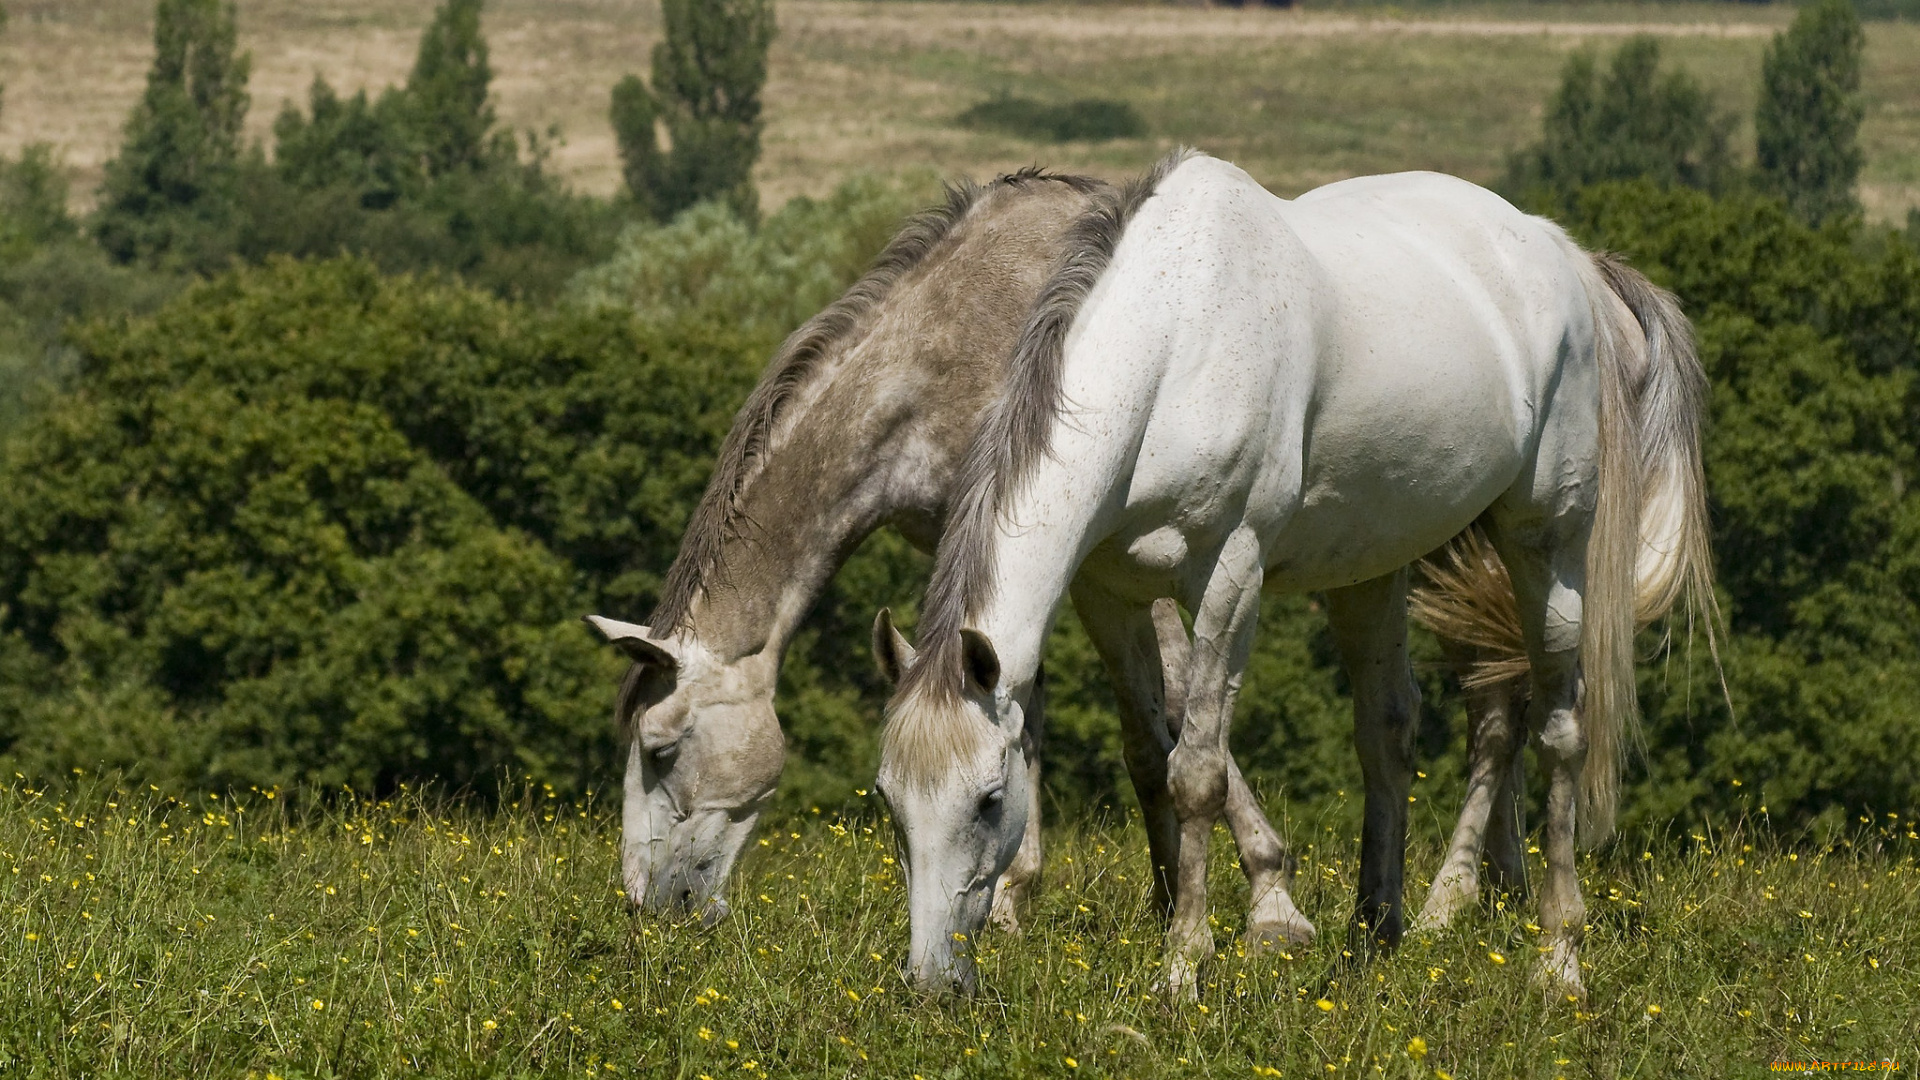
top-left (2, 1), bottom-right (1918, 220)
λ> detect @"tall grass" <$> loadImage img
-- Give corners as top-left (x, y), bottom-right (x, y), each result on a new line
top-left (2, 777), bottom-right (1913, 1077)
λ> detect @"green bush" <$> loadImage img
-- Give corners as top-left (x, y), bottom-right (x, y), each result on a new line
top-left (0, 260), bottom-right (627, 796)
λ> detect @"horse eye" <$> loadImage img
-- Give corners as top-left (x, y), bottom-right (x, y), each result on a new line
top-left (978, 787), bottom-right (1005, 815)
top-left (648, 740), bottom-right (681, 768)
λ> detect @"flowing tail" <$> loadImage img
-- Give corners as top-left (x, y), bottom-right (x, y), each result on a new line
top-left (1409, 251), bottom-right (1717, 843)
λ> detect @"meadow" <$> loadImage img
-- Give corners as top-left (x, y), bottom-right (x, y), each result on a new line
top-left (3, 777), bottom-right (1914, 1078)
top-left (2, 1), bottom-right (1919, 220)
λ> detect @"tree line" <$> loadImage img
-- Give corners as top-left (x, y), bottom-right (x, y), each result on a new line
top-left (0, 0), bottom-right (1912, 839)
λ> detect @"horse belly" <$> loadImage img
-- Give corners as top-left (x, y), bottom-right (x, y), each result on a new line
top-left (1259, 338), bottom-right (1530, 593)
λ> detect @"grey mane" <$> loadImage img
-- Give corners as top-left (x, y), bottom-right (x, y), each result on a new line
top-left (891, 147), bottom-right (1195, 718)
top-left (647, 166), bottom-right (1103, 635)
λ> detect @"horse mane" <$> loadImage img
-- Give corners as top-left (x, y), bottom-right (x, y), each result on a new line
top-left (884, 148), bottom-right (1195, 784)
top-left (647, 166), bottom-right (1103, 634)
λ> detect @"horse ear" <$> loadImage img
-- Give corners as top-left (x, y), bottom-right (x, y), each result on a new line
top-left (958, 629), bottom-right (1001, 695)
top-left (872, 608), bottom-right (917, 684)
top-left (584, 615), bottom-right (681, 671)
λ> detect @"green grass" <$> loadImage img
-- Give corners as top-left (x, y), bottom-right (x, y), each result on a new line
top-left (3, 779), bottom-right (1915, 1078)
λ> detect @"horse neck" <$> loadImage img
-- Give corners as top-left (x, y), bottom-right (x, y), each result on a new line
top-left (678, 179), bottom-right (1107, 665)
top-left (680, 287), bottom-right (1008, 663)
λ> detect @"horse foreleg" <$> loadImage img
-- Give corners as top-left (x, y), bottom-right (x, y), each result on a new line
top-left (1071, 586), bottom-right (1182, 921)
top-left (1326, 569), bottom-right (1421, 955)
top-left (1162, 528), bottom-right (1265, 999)
top-left (989, 737), bottom-right (1044, 934)
top-left (1149, 599), bottom-right (1314, 950)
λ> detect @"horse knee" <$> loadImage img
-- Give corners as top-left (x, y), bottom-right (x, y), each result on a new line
top-left (1167, 744), bottom-right (1227, 819)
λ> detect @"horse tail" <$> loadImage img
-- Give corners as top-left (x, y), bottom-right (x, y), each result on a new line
top-left (1409, 250), bottom-right (1716, 844)
top-left (1581, 253), bottom-right (1716, 841)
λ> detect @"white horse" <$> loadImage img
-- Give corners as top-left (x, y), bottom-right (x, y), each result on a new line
top-left (873, 149), bottom-right (1713, 999)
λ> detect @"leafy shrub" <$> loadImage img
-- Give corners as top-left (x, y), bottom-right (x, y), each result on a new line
top-left (0, 260), bottom-right (626, 796)
top-left (958, 94), bottom-right (1148, 143)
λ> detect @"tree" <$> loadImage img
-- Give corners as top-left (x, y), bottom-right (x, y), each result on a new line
top-left (611, 0), bottom-right (774, 222)
top-left (1507, 36), bottom-right (1732, 208)
top-left (400, 0), bottom-right (500, 179)
top-left (92, 0), bottom-right (251, 268)
top-left (1755, 0), bottom-right (1865, 227)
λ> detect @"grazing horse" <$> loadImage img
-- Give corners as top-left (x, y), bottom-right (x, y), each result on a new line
top-left (583, 168), bottom-right (1314, 946)
top-left (873, 150), bottom-right (1713, 999)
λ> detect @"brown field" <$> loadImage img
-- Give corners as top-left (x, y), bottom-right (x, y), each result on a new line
top-left (2, 0), bottom-right (1917, 221)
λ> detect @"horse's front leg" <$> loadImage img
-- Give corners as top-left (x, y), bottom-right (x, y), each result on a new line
top-left (1151, 599), bottom-right (1314, 951)
top-left (990, 667), bottom-right (1047, 934)
top-left (1162, 528), bottom-right (1266, 999)
top-left (1070, 585), bottom-right (1183, 920)
top-left (1325, 570), bottom-right (1421, 955)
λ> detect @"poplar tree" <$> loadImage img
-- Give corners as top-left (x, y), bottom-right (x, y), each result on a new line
top-left (610, 0), bottom-right (774, 222)
top-left (403, 0), bottom-right (498, 178)
top-left (93, 0), bottom-right (251, 265)
top-left (1507, 36), bottom-right (1731, 206)
top-left (1755, 0), bottom-right (1865, 227)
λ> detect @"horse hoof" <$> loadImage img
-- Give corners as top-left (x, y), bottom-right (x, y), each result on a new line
top-left (1243, 915), bottom-right (1315, 953)
top-left (1413, 876), bottom-right (1477, 934)
top-left (1160, 956), bottom-right (1202, 1002)
top-left (1533, 941), bottom-right (1586, 1004)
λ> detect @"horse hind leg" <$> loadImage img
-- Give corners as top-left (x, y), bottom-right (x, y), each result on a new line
top-left (1483, 520), bottom-right (1588, 1001)
top-left (1152, 599), bottom-right (1314, 951)
top-left (1416, 654), bottom-right (1523, 932)
top-left (1484, 719), bottom-right (1529, 902)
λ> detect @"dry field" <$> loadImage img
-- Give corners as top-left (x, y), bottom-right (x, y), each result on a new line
top-left (2, 0), bottom-right (1918, 220)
